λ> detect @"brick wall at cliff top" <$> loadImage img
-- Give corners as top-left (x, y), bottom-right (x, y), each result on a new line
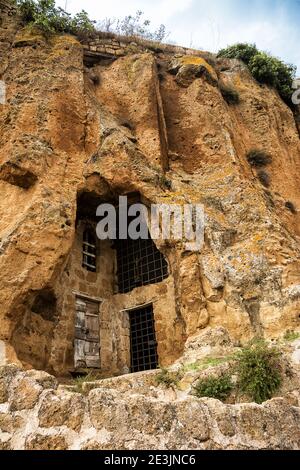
top-left (83, 35), bottom-right (212, 60)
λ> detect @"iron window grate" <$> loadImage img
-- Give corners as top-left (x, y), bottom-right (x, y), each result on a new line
top-left (82, 228), bottom-right (97, 272)
top-left (129, 304), bottom-right (158, 373)
top-left (116, 237), bottom-right (168, 294)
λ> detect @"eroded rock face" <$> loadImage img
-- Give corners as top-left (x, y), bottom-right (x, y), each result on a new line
top-left (25, 434), bottom-right (68, 451)
top-left (9, 375), bottom-right (43, 411)
top-left (38, 390), bottom-right (85, 432)
top-left (0, 365), bottom-right (299, 450)
top-left (0, 6), bottom-right (300, 376)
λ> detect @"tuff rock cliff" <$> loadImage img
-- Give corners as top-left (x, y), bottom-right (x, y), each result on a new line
top-left (1, 0), bottom-right (300, 451)
top-left (1, 2), bottom-right (300, 369)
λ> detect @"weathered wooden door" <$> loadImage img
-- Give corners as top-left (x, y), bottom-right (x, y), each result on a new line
top-left (74, 297), bottom-right (100, 369)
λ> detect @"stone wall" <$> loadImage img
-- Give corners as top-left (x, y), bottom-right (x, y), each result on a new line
top-left (10, 214), bottom-right (180, 376)
top-left (48, 221), bottom-right (179, 376)
top-left (83, 35), bottom-right (211, 63)
top-left (1, 364), bottom-right (300, 450)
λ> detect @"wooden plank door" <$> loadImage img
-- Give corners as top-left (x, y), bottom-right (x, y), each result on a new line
top-left (74, 297), bottom-right (100, 369)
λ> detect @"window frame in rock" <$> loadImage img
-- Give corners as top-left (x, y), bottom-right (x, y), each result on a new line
top-left (114, 209), bottom-right (169, 293)
top-left (127, 303), bottom-right (158, 373)
top-left (82, 226), bottom-right (97, 272)
top-left (116, 237), bottom-right (169, 293)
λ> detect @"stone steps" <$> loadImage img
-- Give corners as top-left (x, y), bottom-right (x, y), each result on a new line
top-left (60, 369), bottom-right (161, 396)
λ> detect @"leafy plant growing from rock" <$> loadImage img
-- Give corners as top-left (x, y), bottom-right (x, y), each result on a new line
top-left (235, 340), bottom-right (282, 404)
top-left (247, 149), bottom-right (272, 167)
top-left (157, 174), bottom-right (172, 190)
top-left (156, 368), bottom-right (182, 388)
top-left (72, 370), bottom-right (102, 394)
top-left (193, 373), bottom-right (233, 402)
top-left (217, 43), bottom-right (296, 104)
top-left (218, 43), bottom-right (259, 65)
top-left (15, 0), bottom-right (96, 37)
top-left (283, 330), bottom-right (300, 342)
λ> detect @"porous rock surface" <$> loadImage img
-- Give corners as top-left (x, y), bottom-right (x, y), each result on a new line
top-left (1, 328), bottom-right (300, 450)
top-left (1, 4), bottom-right (300, 371)
top-left (1, 1), bottom-right (300, 451)
top-left (0, 360), bottom-right (300, 450)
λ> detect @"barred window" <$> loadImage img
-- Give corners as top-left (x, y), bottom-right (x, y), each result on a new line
top-left (82, 228), bottom-right (97, 272)
top-left (129, 304), bottom-right (158, 373)
top-left (115, 208), bottom-right (169, 294)
top-left (116, 237), bottom-right (168, 293)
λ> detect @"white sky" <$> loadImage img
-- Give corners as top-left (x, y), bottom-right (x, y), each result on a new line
top-left (56, 0), bottom-right (300, 74)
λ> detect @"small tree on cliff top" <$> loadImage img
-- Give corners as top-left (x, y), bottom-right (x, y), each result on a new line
top-left (15, 2), bottom-right (168, 43)
top-left (15, 0), bottom-right (96, 37)
top-left (98, 10), bottom-right (169, 43)
top-left (218, 43), bottom-right (296, 104)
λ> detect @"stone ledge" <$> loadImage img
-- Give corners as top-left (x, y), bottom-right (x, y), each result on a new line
top-left (0, 365), bottom-right (300, 450)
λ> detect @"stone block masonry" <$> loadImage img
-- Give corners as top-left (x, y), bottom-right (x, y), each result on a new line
top-left (82, 35), bottom-right (213, 64)
top-left (1, 5), bottom-right (300, 383)
top-left (1, 365), bottom-right (300, 450)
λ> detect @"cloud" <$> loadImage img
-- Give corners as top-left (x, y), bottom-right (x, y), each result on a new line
top-left (164, 0), bottom-right (300, 73)
top-left (58, 0), bottom-right (193, 21)
top-left (57, 0), bottom-right (300, 73)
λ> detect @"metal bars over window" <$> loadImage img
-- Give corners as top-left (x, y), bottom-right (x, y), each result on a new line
top-left (115, 236), bottom-right (169, 294)
top-left (129, 304), bottom-right (158, 373)
top-left (82, 227), bottom-right (97, 272)
top-left (115, 206), bottom-right (169, 294)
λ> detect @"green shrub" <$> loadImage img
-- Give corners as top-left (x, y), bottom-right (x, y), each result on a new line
top-left (183, 356), bottom-right (234, 373)
top-left (257, 170), bottom-right (271, 187)
top-left (283, 330), bottom-right (300, 342)
top-left (248, 53), bottom-right (296, 103)
top-left (220, 84), bottom-right (240, 105)
top-left (156, 368), bottom-right (182, 388)
top-left (217, 43), bottom-right (296, 104)
top-left (72, 370), bottom-right (102, 394)
top-left (247, 149), bottom-right (272, 167)
top-left (193, 373), bottom-right (233, 402)
top-left (248, 52), bottom-right (279, 86)
top-left (235, 341), bottom-right (282, 404)
top-left (16, 0), bottom-right (95, 37)
top-left (218, 43), bottom-right (258, 65)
